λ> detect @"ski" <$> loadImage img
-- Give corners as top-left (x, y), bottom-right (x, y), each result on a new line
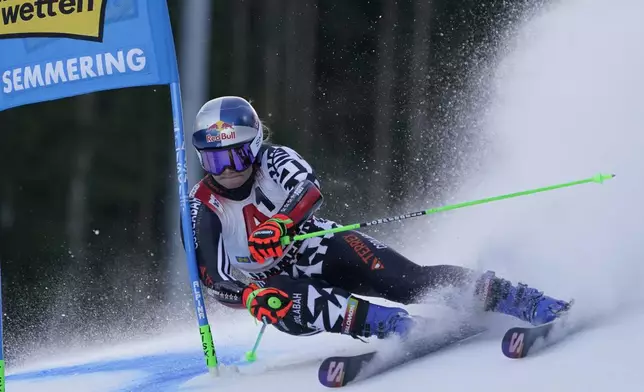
top-left (501, 311), bottom-right (578, 359)
top-left (318, 324), bottom-right (485, 388)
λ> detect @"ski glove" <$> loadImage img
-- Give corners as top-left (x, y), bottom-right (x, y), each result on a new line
top-left (241, 283), bottom-right (293, 324)
top-left (248, 213), bottom-right (294, 263)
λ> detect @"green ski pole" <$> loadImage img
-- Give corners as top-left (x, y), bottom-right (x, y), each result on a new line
top-left (281, 173), bottom-right (615, 245)
top-left (242, 286), bottom-right (294, 362)
top-left (245, 322), bottom-right (268, 362)
top-left (242, 288), bottom-right (271, 363)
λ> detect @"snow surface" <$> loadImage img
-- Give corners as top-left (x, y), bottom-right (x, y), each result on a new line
top-left (8, 0), bottom-right (644, 390)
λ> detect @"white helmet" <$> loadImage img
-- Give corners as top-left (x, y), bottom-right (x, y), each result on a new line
top-left (192, 96), bottom-right (263, 175)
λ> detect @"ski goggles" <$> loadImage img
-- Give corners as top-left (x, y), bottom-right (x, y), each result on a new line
top-left (198, 142), bottom-right (255, 175)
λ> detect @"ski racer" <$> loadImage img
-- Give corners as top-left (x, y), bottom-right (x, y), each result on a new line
top-left (185, 96), bottom-right (570, 340)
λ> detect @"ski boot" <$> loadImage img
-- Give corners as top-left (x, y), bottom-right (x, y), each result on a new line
top-left (342, 297), bottom-right (415, 339)
top-left (476, 271), bottom-right (571, 325)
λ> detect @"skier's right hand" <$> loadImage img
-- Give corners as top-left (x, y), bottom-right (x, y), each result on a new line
top-left (241, 284), bottom-right (293, 324)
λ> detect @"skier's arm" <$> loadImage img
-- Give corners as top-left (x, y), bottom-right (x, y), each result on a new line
top-left (266, 146), bottom-right (323, 226)
top-left (182, 198), bottom-right (247, 308)
top-left (248, 146), bottom-right (324, 262)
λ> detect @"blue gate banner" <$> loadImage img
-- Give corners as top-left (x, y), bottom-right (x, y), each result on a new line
top-left (0, 0), bottom-right (178, 111)
top-left (0, 0), bottom-right (218, 380)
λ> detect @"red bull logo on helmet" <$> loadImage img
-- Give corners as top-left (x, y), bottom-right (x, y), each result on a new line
top-left (209, 120), bottom-right (234, 131)
top-left (205, 132), bottom-right (236, 143)
top-left (206, 120), bottom-right (236, 143)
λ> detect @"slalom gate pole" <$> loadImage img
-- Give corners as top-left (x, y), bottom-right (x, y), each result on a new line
top-left (281, 173), bottom-right (615, 246)
top-left (0, 260), bottom-right (4, 392)
top-left (170, 82), bottom-right (219, 374)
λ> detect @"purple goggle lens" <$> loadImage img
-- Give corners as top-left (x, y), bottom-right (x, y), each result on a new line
top-left (199, 143), bottom-right (255, 175)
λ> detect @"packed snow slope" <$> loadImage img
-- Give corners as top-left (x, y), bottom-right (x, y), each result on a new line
top-left (7, 0), bottom-right (644, 390)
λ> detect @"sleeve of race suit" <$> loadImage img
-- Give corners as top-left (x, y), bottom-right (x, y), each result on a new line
top-left (266, 145), bottom-right (324, 228)
top-left (181, 198), bottom-right (247, 308)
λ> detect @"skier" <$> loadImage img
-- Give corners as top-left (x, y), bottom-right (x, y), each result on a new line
top-left (185, 96), bottom-right (570, 340)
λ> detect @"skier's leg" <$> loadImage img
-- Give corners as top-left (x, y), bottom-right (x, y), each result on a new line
top-left (307, 230), bottom-right (475, 304)
top-left (263, 274), bottom-right (413, 339)
top-left (297, 230), bottom-right (570, 326)
top-left (278, 230), bottom-right (470, 339)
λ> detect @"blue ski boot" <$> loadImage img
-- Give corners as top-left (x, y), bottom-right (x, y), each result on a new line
top-left (476, 271), bottom-right (571, 325)
top-left (342, 297), bottom-right (415, 339)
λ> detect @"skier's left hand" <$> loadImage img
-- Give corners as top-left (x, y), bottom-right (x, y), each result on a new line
top-left (248, 213), bottom-right (294, 263)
